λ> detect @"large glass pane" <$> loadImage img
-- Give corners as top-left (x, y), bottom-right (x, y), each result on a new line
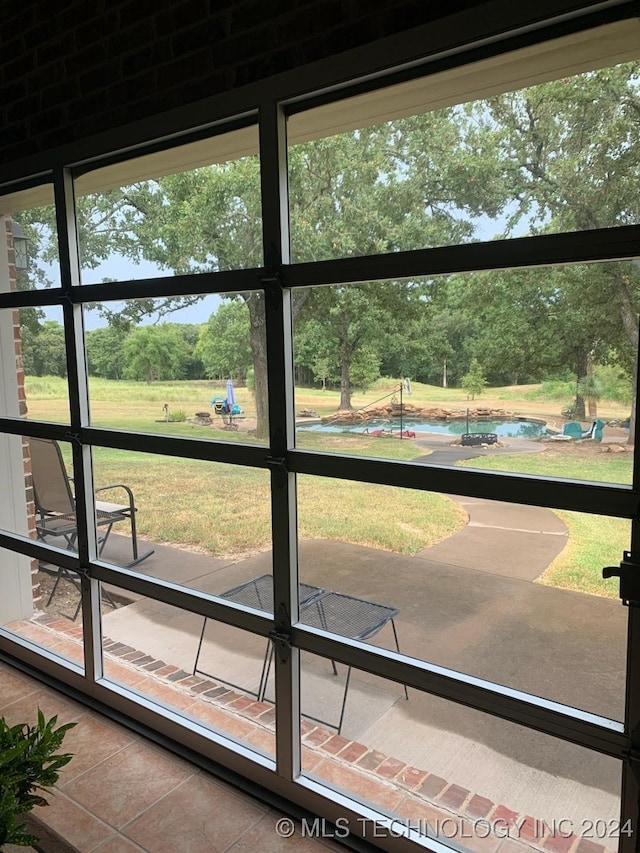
top-left (296, 476), bottom-right (627, 721)
top-left (73, 125), bottom-right (261, 284)
top-left (101, 583), bottom-right (274, 758)
top-left (91, 449), bottom-right (272, 594)
top-left (0, 306), bottom-right (70, 423)
top-left (300, 654), bottom-right (622, 853)
top-left (85, 291), bottom-right (268, 443)
top-left (0, 184), bottom-right (61, 290)
top-left (0, 548), bottom-right (84, 669)
top-left (288, 54), bottom-right (640, 261)
top-left (293, 263), bottom-right (638, 486)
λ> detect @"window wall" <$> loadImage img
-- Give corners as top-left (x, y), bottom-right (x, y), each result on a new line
top-left (1, 10), bottom-right (639, 853)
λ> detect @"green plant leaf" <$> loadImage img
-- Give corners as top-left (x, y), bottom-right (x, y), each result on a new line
top-left (0, 708), bottom-right (77, 849)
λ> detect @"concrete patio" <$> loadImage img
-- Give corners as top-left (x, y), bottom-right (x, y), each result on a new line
top-left (73, 483), bottom-right (626, 834)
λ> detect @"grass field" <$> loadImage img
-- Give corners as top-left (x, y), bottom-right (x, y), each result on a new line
top-left (24, 375), bottom-right (634, 596)
top-left (24, 374), bottom-right (632, 426)
top-left (89, 448), bottom-right (463, 556)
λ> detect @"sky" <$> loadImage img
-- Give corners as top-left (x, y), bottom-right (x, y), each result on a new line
top-left (42, 255), bottom-right (222, 330)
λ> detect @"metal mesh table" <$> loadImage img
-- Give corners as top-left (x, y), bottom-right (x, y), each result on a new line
top-left (302, 591), bottom-right (399, 641)
top-left (263, 590), bottom-right (408, 733)
top-left (219, 574), bottom-right (324, 613)
top-left (192, 574), bottom-right (324, 697)
top-left (193, 576), bottom-right (407, 732)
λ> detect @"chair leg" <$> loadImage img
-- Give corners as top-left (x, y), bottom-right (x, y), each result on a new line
top-left (73, 592), bottom-right (82, 622)
top-left (126, 508), bottom-right (154, 566)
top-left (337, 666), bottom-right (352, 735)
top-left (129, 508), bottom-right (139, 561)
top-left (97, 522), bottom-right (115, 556)
top-left (73, 580), bottom-right (118, 621)
top-left (97, 516), bottom-right (154, 568)
top-left (46, 570), bottom-right (64, 607)
top-left (391, 618), bottom-right (409, 700)
top-left (100, 585), bottom-right (118, 611)
top-left (193, 617), bottom-right (208, 675)
top-left (127, 510), bottom-right (155, 569)
top-left (47, 568), bottom-right (81, 607)
top-left (258, 642), bottom-right (273, 702)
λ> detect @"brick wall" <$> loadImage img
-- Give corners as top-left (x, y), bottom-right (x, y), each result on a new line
top-left (5, 220), bottom-right (41, 608)
top-left (0, 0), bottom-right (486, 166)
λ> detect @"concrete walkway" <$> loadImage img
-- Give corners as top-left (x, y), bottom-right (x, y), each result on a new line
top-left (412, 432), bottom-right (546, 465)
top-left (94, 436), bottom-right (625, 830)
top-left (423, 494), bottom-right (568, 581)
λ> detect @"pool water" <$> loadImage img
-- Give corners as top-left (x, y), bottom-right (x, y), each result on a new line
top-left (297, 418), bottom-right (547, 439)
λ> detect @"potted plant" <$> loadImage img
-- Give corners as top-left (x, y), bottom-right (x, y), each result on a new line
top-left (0, 709), bottom-right (76, 849)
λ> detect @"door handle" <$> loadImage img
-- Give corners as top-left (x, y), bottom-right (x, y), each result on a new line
top-left (603, 551), bottom-right (640, 606)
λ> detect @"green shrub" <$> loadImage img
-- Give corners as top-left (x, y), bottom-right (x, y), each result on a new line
top-left (461, 357), bottom-right (487, 400)
top-left (525, 379), bottom-right (575, 401)
top-left (594, 364), bottom-right (632, 405)
top-left (168, 409), bottom-right (187, 422)
top-left (0, 710), bottom-right (76, 848)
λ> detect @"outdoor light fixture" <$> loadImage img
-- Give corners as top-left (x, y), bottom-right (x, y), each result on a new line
top-left (11, 221), bottom-right (28, 271)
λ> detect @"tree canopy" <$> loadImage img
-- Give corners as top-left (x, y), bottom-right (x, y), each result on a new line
top-left (14, 60), bottom-right (640, 436)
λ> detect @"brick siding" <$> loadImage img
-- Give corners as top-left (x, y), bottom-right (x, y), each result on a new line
top-left (0, 0), bottom-right (487, 166)
top-left (4, 220), bottom-right (41, 608)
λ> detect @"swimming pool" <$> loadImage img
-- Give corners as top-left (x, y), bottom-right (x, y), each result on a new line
top-left (297, 418), bottom-right (548, 439)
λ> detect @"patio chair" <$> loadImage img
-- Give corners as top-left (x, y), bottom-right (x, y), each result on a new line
top-left (562, 419), bottom-right (605, 441)
top-left (29, 437), bottom-right (154, 615)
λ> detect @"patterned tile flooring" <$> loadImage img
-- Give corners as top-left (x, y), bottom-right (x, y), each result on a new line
top-left (0, 659), bottom-right (347, 853)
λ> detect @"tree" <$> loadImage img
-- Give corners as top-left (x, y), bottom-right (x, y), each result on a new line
top-left (20, 320), bottom-right (67, 377)
top-left (293, 318), bottom-right (338, 390)
top-left (287, 112), bottom-right (508, 409)
top-left (580, 355), bottom-right (604, 420)
top-left (85, 326), bottom-right (129, 379)
top-left (294, 281), bottom-right (425, 409)
top-left (18, 62), bottom-right (640, 437)
top-left (475, 62), bottom-right (640, 436)
top-left (84, 159), bottom-right (277, 436)
top-left (196, 300), bottom-right (253, 381)
top-left (122, 325), bottom-right (191, 383)
top-left (114, 114), bottom-right (512, 418)
top-left (462, 357), bottom-right (487, 400)
top-left (174, 324), bottom-right (205, 380)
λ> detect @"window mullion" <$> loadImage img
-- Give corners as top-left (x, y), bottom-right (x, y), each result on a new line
top-left (618, 314), bottom-right (640, 853)
top-left (53, 166), bottom-right (102, 683)
top-left (259, 101), bottom-right (300, 781)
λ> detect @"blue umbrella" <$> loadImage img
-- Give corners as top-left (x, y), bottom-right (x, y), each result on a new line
top-left (226, 379), bottom-right (236, 409)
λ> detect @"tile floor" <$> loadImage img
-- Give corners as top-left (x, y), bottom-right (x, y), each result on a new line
top-left (0, 658), bottom-right (348, 853)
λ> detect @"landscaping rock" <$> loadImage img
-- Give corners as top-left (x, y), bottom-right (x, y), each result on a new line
top-left (322, 405), bottom-right (517, 424)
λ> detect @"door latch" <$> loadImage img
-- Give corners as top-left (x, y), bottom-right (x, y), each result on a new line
top-left (268, 627), bottom-right (292, 664)
top-left (268, 602), bottom-right (292, 663)
top-left (603, 551), bottom-right (640, 606)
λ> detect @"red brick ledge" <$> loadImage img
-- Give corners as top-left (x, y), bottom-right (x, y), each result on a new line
top-left (9, 614), bottom-right (616, 853)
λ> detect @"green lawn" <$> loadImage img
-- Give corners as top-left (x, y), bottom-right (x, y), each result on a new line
top-left (90, 449), bottom-right (464, 556)
top-left (458, 447), bottom-right (632, 485)
top-left (24, 374), bottom-right (631, 424)
top-left (24, 376), bottom-right (634, 596)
